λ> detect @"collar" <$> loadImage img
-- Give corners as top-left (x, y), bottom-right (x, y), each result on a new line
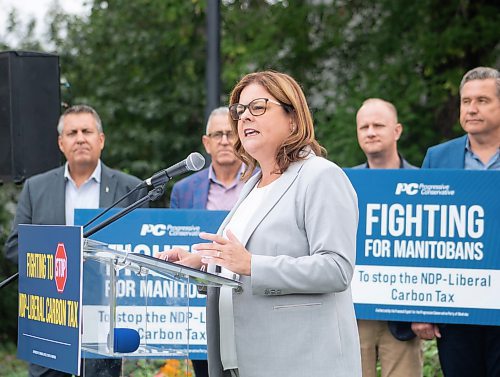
top-left (465, 136), bottom-right (472, 152)
top-left (365, 153), bottom-right (405, 169)
top-left (208, 163), bottom-right (244, 185)
top-left (64, 160), bottom-right (102, 184)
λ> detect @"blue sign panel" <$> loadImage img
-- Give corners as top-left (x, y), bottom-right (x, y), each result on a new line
top-left (345, 169), bottom-right (500, 325)
top-left (76, 209), bottom-right (227, 360)
top-left (18, 225), bottom-right (82, 375)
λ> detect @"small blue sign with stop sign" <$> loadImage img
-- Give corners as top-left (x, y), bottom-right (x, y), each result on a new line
top-left (18, 225), bottom-right (83, 375)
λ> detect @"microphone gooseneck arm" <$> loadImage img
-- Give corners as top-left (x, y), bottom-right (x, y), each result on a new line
top-left (82, 151), bottom-right (205, 230)
top-left (83, 186), bottom-right (140, 229)
top-left (0, 272), bottom-right (19, 289)
top-left (84, 185), bottom-right (165, 238)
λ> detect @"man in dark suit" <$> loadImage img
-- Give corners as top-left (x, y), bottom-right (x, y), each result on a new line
top-left (413, 67), bottom-right (500, 377)
top-left (353, 98), bottom-right (422, 377)
top-left (170, 107), bottom-right (244, 377)
top-left (4, 104), bottom-right (147, 377)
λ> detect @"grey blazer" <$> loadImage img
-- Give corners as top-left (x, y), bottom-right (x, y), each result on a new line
top-left (207, 155), bottom-right (362, 377)
top-left (4, 162), bottom-right (145, 264)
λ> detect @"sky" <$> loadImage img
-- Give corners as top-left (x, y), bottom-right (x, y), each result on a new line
top-left (0, 0), bottom-right (89, 44)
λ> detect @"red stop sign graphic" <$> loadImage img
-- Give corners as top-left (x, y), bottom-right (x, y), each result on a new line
top-left (55, 243), bottom-right (68, 293)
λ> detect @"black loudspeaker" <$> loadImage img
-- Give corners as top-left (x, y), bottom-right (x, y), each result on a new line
top-left (0, 51), bottom-right (61, 183)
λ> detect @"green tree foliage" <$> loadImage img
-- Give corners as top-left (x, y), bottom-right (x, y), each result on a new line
top-left (40, 0), bottom-right (498, 174)
top-left (324, 0), bottom-right (500, 166)
top-left (220, 0), bottom-right (499, 166)
top-left (1, 0), bottom-right (499, 175)
top-left (49, 0), bottom-right (209, 183)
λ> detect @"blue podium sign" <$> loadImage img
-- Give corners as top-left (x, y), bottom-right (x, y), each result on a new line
top-left (18, 225), bottom-right (83, 375)
top-left (76, 209), bottom-right (227, 360)
top-left (345, 169), bottom-right (500, 325)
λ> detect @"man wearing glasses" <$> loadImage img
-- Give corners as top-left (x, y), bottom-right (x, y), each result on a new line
top-left (170, 106), bottom-right (244, 211)
top-left (169, 106), bottom-right (244, 377)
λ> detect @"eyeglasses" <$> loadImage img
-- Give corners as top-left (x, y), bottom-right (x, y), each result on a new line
top-left (229, 98), bottom-right (286, 120)
top-left (207, 130), bottom-right (235, 141)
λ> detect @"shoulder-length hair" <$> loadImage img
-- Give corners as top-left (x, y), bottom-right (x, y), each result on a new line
top-left (229, 71), bottom-right (325, 180)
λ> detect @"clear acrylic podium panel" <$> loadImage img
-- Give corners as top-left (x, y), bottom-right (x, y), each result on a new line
top-left (81, 238), bottom-right (240, 374)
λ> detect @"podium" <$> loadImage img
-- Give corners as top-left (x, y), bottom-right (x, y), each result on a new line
top-left (82, 237), bottom-right (240, 358)
top-left (17, 224), bottom-right (240, 376)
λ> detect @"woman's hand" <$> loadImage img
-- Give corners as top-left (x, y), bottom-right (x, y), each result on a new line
top-left (192, 230), bottom-right (252, 276)
top-left (155, 247), bottom-right (203, 269)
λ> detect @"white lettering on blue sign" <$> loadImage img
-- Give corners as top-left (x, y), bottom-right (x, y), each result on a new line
top-left (366, 203), bottom-right (484, 238)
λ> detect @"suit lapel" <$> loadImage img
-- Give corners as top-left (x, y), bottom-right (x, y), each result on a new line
top-left (219, 159), bottom-right (306, 247)
top-left (99, 163), bottom-right (118, 207)
top-left (193, 170), bottom-right (210, 209)
top-left (439, 136), bottom-right (465, 169)
top-left (53, 167), bottom-right (67, 223)
top-left (453, 135), bottom-right (467, 168)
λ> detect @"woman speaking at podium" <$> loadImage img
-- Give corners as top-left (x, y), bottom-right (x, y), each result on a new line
top-left (158, 71), bottom-right (361, 377)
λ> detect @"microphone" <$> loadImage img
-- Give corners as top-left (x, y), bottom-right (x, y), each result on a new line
top-left (108, 328), bottom-right (140, 353)
top-left (137, 152), bottom-right (205, 189)
top-left (83, 152), bottom-right (205, 238)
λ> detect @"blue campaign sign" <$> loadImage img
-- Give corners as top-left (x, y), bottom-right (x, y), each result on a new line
top-left (18, 225), bottom-right (82, 375)
top-left (76, 208), bottom-right (227, 360)
top-left (345, 169), bottom-right (500, 325)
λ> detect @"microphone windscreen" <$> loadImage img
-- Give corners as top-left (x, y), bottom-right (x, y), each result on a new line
top-left (108, 328), bottom-right (140, 353)
top-left (186, 152), bottom-right (205, 172)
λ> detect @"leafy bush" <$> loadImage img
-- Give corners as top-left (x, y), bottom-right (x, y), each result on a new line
top-left (423, 339), bottom-right (443, 377)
